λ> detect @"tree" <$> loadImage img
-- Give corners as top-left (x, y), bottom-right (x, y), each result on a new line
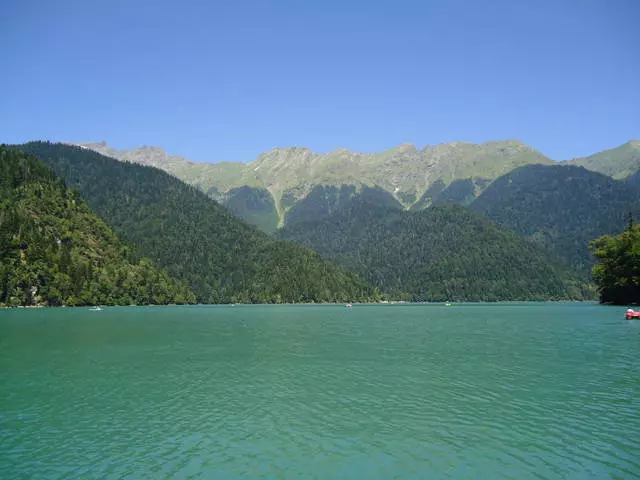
top-left (590, 224), bottom-right (640, 304)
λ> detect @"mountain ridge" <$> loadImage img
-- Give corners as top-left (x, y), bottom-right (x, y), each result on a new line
top-left (76, 139), bottom-right (557, 226)
top-left (76, 139), bottom-right (638, 174)
top-left (75, 139), bottom-right (638, 231)
top-left (565, 140), bottom-right (640, 179)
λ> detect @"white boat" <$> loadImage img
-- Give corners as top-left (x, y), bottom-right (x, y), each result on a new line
top-left (89, 306), bottom-right (103, 311)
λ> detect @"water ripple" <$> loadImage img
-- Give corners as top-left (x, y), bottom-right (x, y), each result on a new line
top-left (1, 304), bottom-right (639, 479)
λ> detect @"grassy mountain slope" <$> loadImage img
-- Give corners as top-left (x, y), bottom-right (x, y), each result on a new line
top-left (279, 198), bottom-right (589, 301)
top-left (15, 142), bottom-right (378, 304)
top-left (0, 146), bottom-right (195, 307)
top-left (566, 140), bottom-right (640, 179)
top-left (470, 164), bottom-right (640, 275)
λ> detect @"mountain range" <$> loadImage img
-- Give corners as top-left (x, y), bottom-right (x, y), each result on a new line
top-left (5, 137), bottom-right (639, 306)
top-left (77, 139), bottom-right (640, 233)
top-left (76, 139), bottom-right (640, 282)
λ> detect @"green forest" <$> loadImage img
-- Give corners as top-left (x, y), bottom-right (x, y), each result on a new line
top-left (590, 221), bottom-right (640, 305)
top-left (0, 147), bottom-right (196, 307)
top-left (470, 164), bottom-right (640, 275)
top-left (284, 185), bottom-right (403, 226)
top-left (13, 142), bottom-right (378, 304)
top-left (280, 199), bottom-right (593, 301)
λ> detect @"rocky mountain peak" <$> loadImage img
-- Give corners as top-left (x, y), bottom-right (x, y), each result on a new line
top-left (386, 143), bottom-right (418, 154)
top-left (253, 147), bottom-right (316, 167)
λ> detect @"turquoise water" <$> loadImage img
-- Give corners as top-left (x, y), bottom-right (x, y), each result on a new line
top-left (1, 303), bottom-right (639, 479)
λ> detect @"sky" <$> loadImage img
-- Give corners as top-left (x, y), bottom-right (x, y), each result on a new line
top-left (2, 0), bottom-right (639, 162)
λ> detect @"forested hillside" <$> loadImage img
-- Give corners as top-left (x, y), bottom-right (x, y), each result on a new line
top-left (15, 142), bottom-right (378, 304)
top-left (410, 178), bottom-right (492, 209)
top-left (625, 170), bottom-right (640, 187)
top-left (285, 185), bottom-right (403, 225)
top-left (0, 147), bottom-right (196, 307)
top-left (279, 199), bottom-right (591, 301)
top-left (224, 186), bottom-right (280, 233)
top-left (470, 165), bottom-right (640, 275)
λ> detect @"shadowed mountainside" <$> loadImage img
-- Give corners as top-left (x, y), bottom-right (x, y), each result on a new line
top-left (470, 164), bottom-right (640, 275)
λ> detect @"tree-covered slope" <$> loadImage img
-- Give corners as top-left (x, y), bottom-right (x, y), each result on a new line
top-left (285, 185), bottom-right (403, 225)
top-left (279, 199), bottom-right (589, 301)
top-left (0, 147), bottom-right (195, 307)
top-left (566, 140), bottom-right (640, 179)
top-left (624, 169), bottom-right (640, 187)
top-left (410, 178), bottom-right (493, 209)
top-left (470, 164), bottom-right (640, 275)
top-left (15, 142), bottom-right (377, 304)
top-left (224, 186), bottom-right (280, 233)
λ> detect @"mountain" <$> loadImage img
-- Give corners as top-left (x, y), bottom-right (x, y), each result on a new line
top-left (469, 164), bottom-right (640, 275)
top-left (76, 140), bottom-right (553, 230)
top-left (15, 142), bottom-right (379, 304)
top-left (566, 140), bottom-right (640, 179)
top-left (0, 146), bottom-right (195, 307)
top-left (279, 198), bottom-right (590, 302)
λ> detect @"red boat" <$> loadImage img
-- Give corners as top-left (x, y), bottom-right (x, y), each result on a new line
top-left (625, 309), bottom-right (640, 319)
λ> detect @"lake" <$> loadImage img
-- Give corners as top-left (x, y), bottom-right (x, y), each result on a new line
top-left (1, 303), bottom-right (639, 479)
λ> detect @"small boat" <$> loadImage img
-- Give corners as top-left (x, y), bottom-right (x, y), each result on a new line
top-left (625, 309), bottom-right (640, 320)
top-left (346, 303), bottom-right (352, 308)
top-left (89, 306), bottom-right (103, 311)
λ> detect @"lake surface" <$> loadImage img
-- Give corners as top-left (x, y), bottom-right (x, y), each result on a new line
top-left (1, 303), bottom-right (639, 479)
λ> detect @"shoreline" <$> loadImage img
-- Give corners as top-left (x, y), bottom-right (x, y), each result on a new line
top-left (1, 299), bottom-right (602, 310)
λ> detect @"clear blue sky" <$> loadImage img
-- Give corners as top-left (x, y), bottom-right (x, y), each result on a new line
top-left (2, 0), bottom-right (638, 162)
